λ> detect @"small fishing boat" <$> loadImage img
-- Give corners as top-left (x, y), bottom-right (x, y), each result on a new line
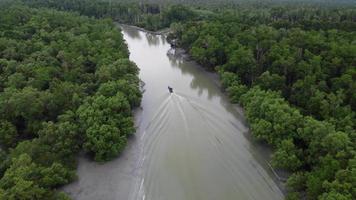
top-left (168, 86), bottom-right (173, 93)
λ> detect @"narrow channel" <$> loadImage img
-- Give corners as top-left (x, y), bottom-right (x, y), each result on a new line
top-left (63, 25), bottom-right (284, 200)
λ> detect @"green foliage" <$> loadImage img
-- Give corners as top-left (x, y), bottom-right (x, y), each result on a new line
top-left (224, 47), bottom-right (256, 85)
top-left (318, 191), bottom-right (352, 200)
top-left (0, 0), bottom-right (354, 199)
top-left (242, 87), bottom-right (303, 145)
top-left (322, 132), bottom-right (351, 156)
top-left (0, 154), bottom-right (73, 200)
top-left (219, 71), bottom-right (240, 89)
top-left (84, 124), bottom-right (127, 162)
top-left (19, 0), bottom-right (200, 31)
top-left (0, 87), bottom-right (47, 134)
top-left (286, 172), bottom-right (306, 191)
top-left (78, 93), bottom-right (134, 161)
top-left (97, 80), bottom-right (142, 108)
top-left (272, 139), bottom-right (302, 171)
top-left (174, 11), bottom-right (356, 132)
top-left (96, 59), bottom-right (139, 83)
top-left (0, 5), bottom-right (141, 199)
top-left (161, 4), bottom-right (198, 28)
top-left (171, 5), bottom-right (355, 199)
top-left (285, 192), bottom-right (300, 200)
top-left (0, 121), bottom-right (18, 148)
top-left (226, 84), bottom-right (248, 104)
top-left (255, 71), bottom-right (285, 92)
top-left (190, 34), bottom-right (225, 68)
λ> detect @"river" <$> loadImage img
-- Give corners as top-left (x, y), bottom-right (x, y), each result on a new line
top-left (63, 25), bottom-right (284, 200)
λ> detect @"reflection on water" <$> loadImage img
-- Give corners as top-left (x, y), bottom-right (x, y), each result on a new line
top-left (146, 33), bottom-right (161, 46)
top-left (167, 49), bottom-right (219, 99)
top-left (63, 25), bottom-right (284, 200)
top-left (121, 25), bottom-right (141, 39)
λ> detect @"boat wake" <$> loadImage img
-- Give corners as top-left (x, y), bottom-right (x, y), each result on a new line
top-left (134, 93), bottom-right (283, 200)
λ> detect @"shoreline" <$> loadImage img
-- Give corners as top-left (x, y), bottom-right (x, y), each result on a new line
top-left (63, 24), bottom-right (287, 199)
top-left (121, 24), bottom-right (290, 192)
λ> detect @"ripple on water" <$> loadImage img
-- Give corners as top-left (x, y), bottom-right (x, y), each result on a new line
top-left (139, 93), bottom-right (284, 200)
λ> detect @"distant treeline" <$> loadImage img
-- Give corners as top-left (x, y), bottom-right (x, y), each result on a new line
top-left (0, 0), bottom-right (355, 199)
top-left (0, 4), bottom-right (141, 199)
top-left (13, 0), bottom-right (356, 31)
top-left (13, 0), bottom-right (202, 31)
top-left (169, 4), bottom-right (356, 200)
top-left (103, 0), bottom-right (356, 7)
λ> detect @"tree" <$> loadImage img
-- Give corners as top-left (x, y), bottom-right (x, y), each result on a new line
top-left (83, 124), bottom-right (127, 161)
top-left (322, 131), bottom-right (351, 156)
top-left (267, 42), bottom-right (297, 86)
top-left (226, 84), bottom-right (248, 104)
top-left (163, 5), bottom-right (197, 26)
top-left (0, 6), bottom-right (141, 197)
top-left (97, 80), bottom-right (142, 108)
top-left (96, 58), bottom-right (139, 83)
top-left (255, 71), bottom-right (286, 92)
top-left (250, 119), bottom-right (273, 143)
top-left (38, 162), bottom-right (75, 188)
top-left (272, 139), bottom-right (302, 171)
top-left (191, 35), bottom-right (225, 67)
top-left (0, 154), bottom-right (47, 200)
top-left (318, 191), bottom-right (352, 200)
top-left (224, 46), bottom-right (257, 85)
top-left (287, 172), bottom-right (306, 192)
top-left (4, 73), bottom-right (27, 89)
top-left (0, 87), bottom-right (46, 135)
top-left (219, 71), bottom-right (240, 89)
top-left (77, 93), bottom-right (134, 161)
top-left (297, 117), bottom-right (334, 165)
top-left (36, 121), bottom-right (81, 165)
top-left (0, 153), bottom-right (74, 199)
top-left (0, 120), bottom-right (18, 148)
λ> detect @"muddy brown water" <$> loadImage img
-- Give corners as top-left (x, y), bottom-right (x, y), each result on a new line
top-left (63, 25), bottom-right (284, 200)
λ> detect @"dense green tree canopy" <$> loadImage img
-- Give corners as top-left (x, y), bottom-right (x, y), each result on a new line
top-left (0, 4), bottom-right (141, 199)
top-left (169, 3), bottom-right (355, 199)
top-left (0, 0), bottom-right (355, 199)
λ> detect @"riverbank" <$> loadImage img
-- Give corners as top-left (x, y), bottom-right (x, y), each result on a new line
top-left (124, 23), bottom-right (289, 188)
top-left (123, 24), bottom-right (288, 196)
top-left (162, 26), bottom-right (291, 189)
top-left (64, 24), bottom-right (285, 200)
top-left (166, 10), bottom-right (356, 199)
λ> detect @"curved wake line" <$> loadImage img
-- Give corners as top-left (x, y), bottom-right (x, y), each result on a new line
top-left (137, 93), bottom-right (283, 200)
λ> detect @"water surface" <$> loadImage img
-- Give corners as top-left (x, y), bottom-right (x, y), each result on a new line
top-left (63, 25), bottom-right (284, 200)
